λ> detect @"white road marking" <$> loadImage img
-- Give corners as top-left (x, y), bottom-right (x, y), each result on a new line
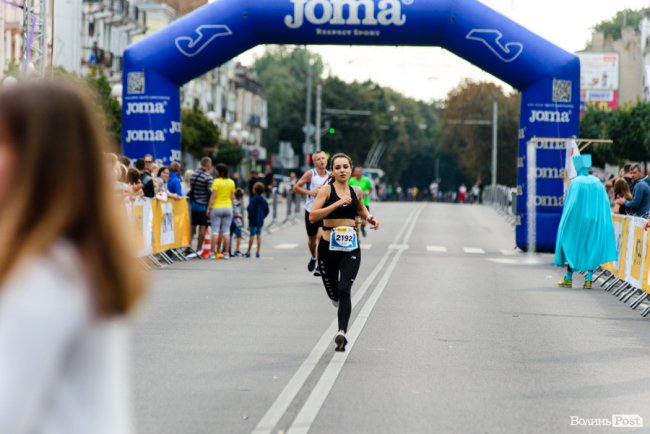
top-left (252, 206), bottom-right (422, 434)
top-left (360, 244), bottom-right (372, 250)
top-left (427, 245), bottom-right (447, 252)
top-left (463, 247), bottom-right (485, 254)
top-left (275, 243), bottom-right (299, 249)
top-left (287, 206), bottom-right (425, 434)
top-left (500, 249), bottom-right (517, 256)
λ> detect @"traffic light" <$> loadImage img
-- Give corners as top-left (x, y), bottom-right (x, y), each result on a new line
top-left (328, 127), bottom-right (336, 135)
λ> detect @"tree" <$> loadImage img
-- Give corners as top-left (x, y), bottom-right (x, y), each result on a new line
top-left (594, 9), bottom-right (645, 40)
top-left (86, 73), bottom-right (122, 148)
top-left (216, 139), bottom-right (245, 168)
top-left (439, 80), bottom-right (519, 189)
top-left (181, 107), bottom-right (220, 159)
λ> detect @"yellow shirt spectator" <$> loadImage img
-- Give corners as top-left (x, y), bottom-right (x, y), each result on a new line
top-left (211, 177), bottom-right (235, 208)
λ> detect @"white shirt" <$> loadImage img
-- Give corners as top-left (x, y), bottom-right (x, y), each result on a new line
top-left (304, 168), bottom-right (330, 212)
top-left (0, 241), bottom-right (133, 434)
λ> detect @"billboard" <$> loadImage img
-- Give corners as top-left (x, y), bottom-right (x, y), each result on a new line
top-left (578, 52), bottom-right (620, 112)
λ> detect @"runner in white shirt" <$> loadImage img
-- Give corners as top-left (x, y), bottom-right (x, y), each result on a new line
top-left (293, 151), bottom-right (330, 276)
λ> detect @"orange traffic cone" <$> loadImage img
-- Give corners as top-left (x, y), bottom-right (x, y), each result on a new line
top-left (200, 227), bottom-right (212, 259)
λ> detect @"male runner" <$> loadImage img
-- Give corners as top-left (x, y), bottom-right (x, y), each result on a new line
top-left (293, 151), bottom-right (330, 276)
top-left (349, 166), bottom-right (373, 237)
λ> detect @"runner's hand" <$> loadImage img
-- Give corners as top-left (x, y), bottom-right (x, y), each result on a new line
top-left (338, 195), bottom-right (352, 207)
top-left (367, 215), bottom-right (380, 230)
top-left (645, 220), bottom-right (650, 231)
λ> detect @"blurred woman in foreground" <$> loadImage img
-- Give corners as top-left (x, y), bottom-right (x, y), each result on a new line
top-left (0, 79), bottom-right (145, 434)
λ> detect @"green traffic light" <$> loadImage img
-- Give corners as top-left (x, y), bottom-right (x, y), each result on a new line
top-left (329, 127), bottom-right (336, 135)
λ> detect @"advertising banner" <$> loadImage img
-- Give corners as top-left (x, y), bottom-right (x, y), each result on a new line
top-left (578, 53), bottom-right (619, 112)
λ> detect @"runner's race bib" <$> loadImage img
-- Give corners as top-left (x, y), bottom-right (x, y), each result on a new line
top-left (329, 226), bottom-right (359, 252)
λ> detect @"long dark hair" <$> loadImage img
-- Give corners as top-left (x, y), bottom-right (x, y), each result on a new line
top-left (327, 153), bottom-right (353, 185)
top-left (0, 78), bottom-right (145, 316)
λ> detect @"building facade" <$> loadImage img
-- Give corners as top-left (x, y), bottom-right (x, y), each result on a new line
top-left (1, 2), bottom-right (26, 78)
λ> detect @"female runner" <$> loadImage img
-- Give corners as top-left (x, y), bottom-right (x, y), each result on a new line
top-left (309, 153), bottom-right (380, 351)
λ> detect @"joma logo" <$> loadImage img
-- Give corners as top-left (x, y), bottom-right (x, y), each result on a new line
top-left (285, 0), bottom-right (407, 29)
top-left (126, 130), bottom-right (166, 143)
top-left (126, 102), bottom-right (166, 116)
top-left (528, 110), bottom-right (571, 124)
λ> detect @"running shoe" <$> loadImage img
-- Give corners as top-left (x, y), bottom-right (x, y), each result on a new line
top-left (244, 252), bottom-right (251, 258)
top-left (308, 257), bottom-right (317, 272)
top-left (222, 253), bottom-right (230, 260)
top-left (313, 266), bottom-right (321, 277)
top-left (557, 278), bottom-right (572, 288)
top-left (334, 332), bottom-right (347, 352)
top-left (233, 251), bottom-right (243, 257)
top-left (256, 252), bottom-right (261, 258)
top-left (583, 281), bottom-right (592, 289)
top-left (214, 252), bottom-right (224, 260)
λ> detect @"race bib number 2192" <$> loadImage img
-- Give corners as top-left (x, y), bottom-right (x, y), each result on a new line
top-left (329, 226), bottom-right (358, 252)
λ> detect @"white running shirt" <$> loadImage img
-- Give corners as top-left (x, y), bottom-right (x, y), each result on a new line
top-left (304, 168), bottom-right (330, 212)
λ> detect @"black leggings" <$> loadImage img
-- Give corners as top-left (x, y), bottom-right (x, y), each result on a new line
top-left (318, 240), bottom-right (361, 332)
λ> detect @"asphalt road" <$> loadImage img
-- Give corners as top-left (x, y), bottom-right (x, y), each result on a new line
top-left (133, 202), bottom-right (650, 434)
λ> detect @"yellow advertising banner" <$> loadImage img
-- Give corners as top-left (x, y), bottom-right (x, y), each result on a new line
top-left (172, 199), bottom-right (191, 249)
top-left (131, 202), bottom-right (145, 253)
top-left (628, 219), bottom-right (645, 287)
top-left (152, 199), bottom-right (191, 253)
top-left (617, 217), bottom-right (630, 280)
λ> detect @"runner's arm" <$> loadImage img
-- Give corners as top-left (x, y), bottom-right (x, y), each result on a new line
top-left (293, 171), bottom-right (315, 196)
top-left (356, 187), bottom-right (380, 229)
top-left (310, 185), bottom-right (348, 223)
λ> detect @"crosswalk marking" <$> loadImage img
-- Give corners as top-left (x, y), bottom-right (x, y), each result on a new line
top-left (463, 247), bottom-right (485, 254)
top-left (426, 245), bottom-right (447, 252)
top-left (275, 243), bottom-right (298, 249)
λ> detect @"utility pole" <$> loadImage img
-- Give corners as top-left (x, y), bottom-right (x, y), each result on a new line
top-left (21, 0), bottom-right (48, 74)
top-left (492, 101), bottom-right (498, 186)
top-left (302, 60), bottom-right (313, 170)
top-left (315, 84), bottom-right (322, 152)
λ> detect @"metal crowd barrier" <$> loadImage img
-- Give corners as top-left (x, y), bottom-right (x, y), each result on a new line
top-left (484, 185), bottom-right (517, 225)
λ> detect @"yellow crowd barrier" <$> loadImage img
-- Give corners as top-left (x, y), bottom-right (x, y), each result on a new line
top-left (602, 214), bottom-right (650, 294)
top-left (125, 198), bottom-right (191, 257)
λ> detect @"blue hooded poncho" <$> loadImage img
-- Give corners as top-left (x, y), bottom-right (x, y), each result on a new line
top-left (554, 155), bottom-right (617, 271)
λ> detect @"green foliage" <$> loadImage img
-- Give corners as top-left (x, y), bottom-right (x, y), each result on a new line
top-left (86, 73), bottom-right (122, 148)
top-left (216, 139), bottom-right (245, 168)
top-left (439, 80), bottom-right (520, 190)
top-left (181, 107), bottom-right (220, 160)
top-left (252, 46), bottom-right (442, 188)
top-left (594, 9), bottom-right (646, 40)
top-left (579, 101), bottom-right (650, 167)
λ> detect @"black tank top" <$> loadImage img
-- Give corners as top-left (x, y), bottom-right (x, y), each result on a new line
top-left (324, 185), bottom-right (358, 220)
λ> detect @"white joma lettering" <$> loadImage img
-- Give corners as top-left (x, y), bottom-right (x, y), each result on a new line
top-left (528, 110), bottom-right (571, 124)
top-left (285, 0), bottom-right (406, 29)
top-left (126, 102), bottom-right (166, 116)
top-left (126, 130), bottom-right (166, 143)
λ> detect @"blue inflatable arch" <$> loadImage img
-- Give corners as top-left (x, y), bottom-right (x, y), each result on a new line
top-left (122, 0), bottom-right (580, 251)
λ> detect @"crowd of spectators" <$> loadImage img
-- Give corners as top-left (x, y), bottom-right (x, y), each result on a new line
top-left (606, 163), bottom-right (650, 218)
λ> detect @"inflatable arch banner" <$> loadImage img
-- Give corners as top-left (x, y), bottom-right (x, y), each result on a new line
top-left (122, 0), bottom-right (580, 251)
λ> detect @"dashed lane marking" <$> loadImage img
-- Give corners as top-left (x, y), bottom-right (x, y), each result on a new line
top-left (463, 247), bottom-right (485, 254)
top-left (275, 244), bottom-right (299, 249)
top-left (426, 245), bottom-right (447, 253)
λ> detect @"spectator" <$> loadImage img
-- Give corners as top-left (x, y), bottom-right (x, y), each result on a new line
top-left (231, 189), bottom-right (245, 257)
top-left (182, 169), bottom-right (194, 197)
top-left (232, 171), bottom-right (245, 190)
top-left (613, 178), bottom-right (632, 215)
top-left (157, 166), bottom-right (180, 200)
top-left (117, 155), bottom-right (131, 168)
top-left (168, 162), bottom-right (183, 198)
top-left (135, 157), bottom-right (155, 198)
top-left (207, 163), bottom-right (236, 259)
top-left (126, 168), bottom-right (144, 200)
top-left (246, 182), bottom-right (269, 258)
top-left (458, 184), bottom-right (467, 203)
top-left (189, 157), bottom-right (213, 256)
top-left (248, 170), bottom-right (260, 196)
top-left (263, 164), bottom-right (275, 198)
top-left (616, 164), bottom-right (650, 217)
top-left (0, 78), bottom-right (145, 434)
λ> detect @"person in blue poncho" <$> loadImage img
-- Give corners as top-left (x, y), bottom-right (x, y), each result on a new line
top-left (555, 155), bottom-right (617, 289)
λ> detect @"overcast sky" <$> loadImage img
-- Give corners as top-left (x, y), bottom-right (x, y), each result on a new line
top-left (236, 0), bottom-right (650, 102)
